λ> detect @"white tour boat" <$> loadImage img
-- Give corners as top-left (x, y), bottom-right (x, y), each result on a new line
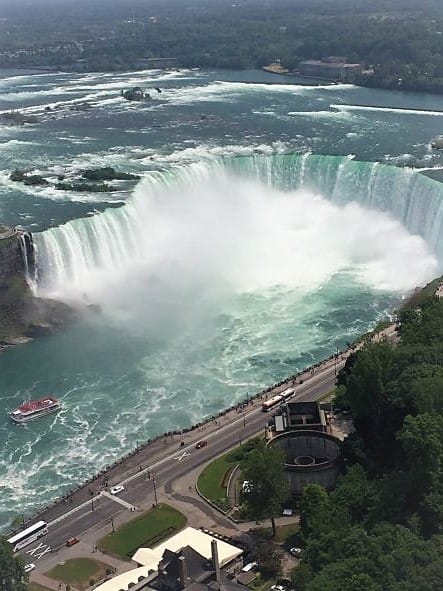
top-left (9, 396), bottom-right (61, 423)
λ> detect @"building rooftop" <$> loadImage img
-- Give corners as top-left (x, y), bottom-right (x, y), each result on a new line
top-left (95, 528), bottom-right (243, 591)
top-left (133, 528), bottom-right (242, 570)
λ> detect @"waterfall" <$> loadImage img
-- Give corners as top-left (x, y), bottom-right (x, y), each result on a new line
top-left (223, 154), bottom-right (443, 257)
top-left (18, 231), bottom-right (37, 289)
top-left (33, 154), bottom-right (443, 294)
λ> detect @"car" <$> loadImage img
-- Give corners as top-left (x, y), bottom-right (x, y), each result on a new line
top-left (290, 547), bottom-right (302, 557)
top-left (110, 484), bottom-right (125, 495)
top-left (24, 563), bottom-right (35, 573)
top-left (66, 537), bottom-right (80, 547)
top-left (195, 440), bottom-right (208, 449)
top-left (241, 561), bottom-right (257, 573)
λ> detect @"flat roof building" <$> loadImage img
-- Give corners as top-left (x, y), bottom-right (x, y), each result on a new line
top-left (273, 401), bottom-right (328, 433)
top-left (299, 58), bottom-right (363, 82)
top-left (94, 528), bottom-right (244, 591)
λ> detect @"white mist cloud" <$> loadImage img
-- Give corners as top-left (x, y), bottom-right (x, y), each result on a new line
top-left (36, 170), bottom-right (438, 318)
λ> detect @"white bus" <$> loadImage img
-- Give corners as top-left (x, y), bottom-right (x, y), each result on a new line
top-left (7, 520), bottom-right (48, 552)
top-left (281, 387), bottom-right (295, 400)
top-left (261, 394), bottom-right (284, 412)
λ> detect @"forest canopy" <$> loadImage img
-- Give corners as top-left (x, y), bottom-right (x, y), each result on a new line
top-left (294, 295), bottom-right (443, 590)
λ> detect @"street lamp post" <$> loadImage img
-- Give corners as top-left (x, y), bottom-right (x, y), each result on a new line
top-left (111, 518), bottom-right (115, 533)
top-left (153, 475), bottom-right (158, 506)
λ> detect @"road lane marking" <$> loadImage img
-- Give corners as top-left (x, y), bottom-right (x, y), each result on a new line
top-left (173, 451), bottom-right (191, 462)
top-left (26, 542), bottom-right (48, 557)
top-left (34, 545), bottom-right (52, 559)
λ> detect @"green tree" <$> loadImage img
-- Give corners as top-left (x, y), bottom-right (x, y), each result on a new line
top-left (399, 413), bottom-right (443, 492)
top-left (298, 484), bottom-right (330, 541)
top-left (0, 537), bottom-right (27, 591)
top-left (241, 440), bottom-right (289, 536)
top-left (257, 542), bottom-right (283, 579)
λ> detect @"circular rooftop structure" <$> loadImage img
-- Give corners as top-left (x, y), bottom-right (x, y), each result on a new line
top-left (269, 429), bottom-right (342, 495)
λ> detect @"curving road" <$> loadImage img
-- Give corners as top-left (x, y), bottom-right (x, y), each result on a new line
top-left (20, 322), bottom-right (398, 568)
top-left (22, 353), bottom-right (344, 559)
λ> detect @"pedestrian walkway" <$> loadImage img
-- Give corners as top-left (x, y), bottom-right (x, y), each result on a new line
top-left (30, 571), bottom-right (80, 591)
top-left (102, 491), bottom-right (136, 511)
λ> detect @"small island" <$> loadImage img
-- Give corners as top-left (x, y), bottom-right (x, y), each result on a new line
top-left (9, 167), bottom-right (140, 193)
top-left (121, 87), bottom-right (150, 101)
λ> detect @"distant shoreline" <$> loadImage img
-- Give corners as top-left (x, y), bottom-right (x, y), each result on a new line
top-left (0, 65), bottom-right (442, 96)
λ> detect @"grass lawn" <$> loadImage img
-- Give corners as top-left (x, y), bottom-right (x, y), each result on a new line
top-left (197, 450), bottom-right (238, 511)
top-left (47, 557), bottom-right (109, 590)
top-left (197, 437), bottom-right (263, 512)
top-left (258, 522), bottom-right (300, 544)
top-left (98, 503), bottom-right (186, 560)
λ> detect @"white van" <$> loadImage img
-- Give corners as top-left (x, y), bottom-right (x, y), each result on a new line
top-left (241, 562), bottom-right (257, 573)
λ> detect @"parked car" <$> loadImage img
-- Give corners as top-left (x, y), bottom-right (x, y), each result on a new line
top-left (290, 546), bottom-right (302, 557)
top-left (66, 537), bottom-right (80, 547)
top-left (241, 561), bottom-right (257, 572)
top-left (110, 484), bottom-right (125, 495)
top-left (24, 563), bottom-right (35, 573)
top-left (195, 440), bottom-right (208, 449)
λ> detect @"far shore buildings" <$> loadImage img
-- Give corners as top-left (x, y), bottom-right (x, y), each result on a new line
top-left (298, 56), bottom-right (364, 82)
top-left (94, 527), bottom-right (246, 591)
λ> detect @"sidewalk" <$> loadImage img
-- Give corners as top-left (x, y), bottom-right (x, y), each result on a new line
top-left (31, 571), bottom-right (80, 591)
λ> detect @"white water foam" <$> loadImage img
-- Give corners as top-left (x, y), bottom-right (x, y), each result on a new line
top-left (332, 104), bottom-right (443, 117)
top-left (35, 168), bottom-right (438, 311)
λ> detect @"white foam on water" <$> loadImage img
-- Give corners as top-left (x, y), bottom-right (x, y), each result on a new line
top-left (288, 109), bottom-right (355, 120)
top-left (163, 80), bottom-right (312, 106)
top-left (332, 103), bottom-right (443, 116)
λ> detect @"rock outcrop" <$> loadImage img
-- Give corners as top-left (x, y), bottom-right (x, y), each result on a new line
top-left (0, 225), bottom-right (76, 346)
top-left (121, 87), bottom-right (150, 101)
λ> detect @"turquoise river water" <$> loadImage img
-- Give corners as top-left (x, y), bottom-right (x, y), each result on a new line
top-left (1, 68), bottom-right (443, 528)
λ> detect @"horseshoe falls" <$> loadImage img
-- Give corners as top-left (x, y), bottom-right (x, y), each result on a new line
top-left (2, 67), bottom-right (443, 528)
top-left (35, 155), bottom-right (443, 298)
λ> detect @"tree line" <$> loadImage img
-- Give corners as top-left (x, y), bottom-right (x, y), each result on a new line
top-left (295, 295), bottom-right (443, 590)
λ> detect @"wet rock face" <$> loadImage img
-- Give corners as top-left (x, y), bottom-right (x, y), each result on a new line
top-left (0, 228), bottom-right (28, 283)
top-left (0, 226), bottom-right (76, 343)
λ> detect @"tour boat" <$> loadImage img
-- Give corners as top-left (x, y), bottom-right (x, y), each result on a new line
top-left (9, 396), bottom-right (61, 423)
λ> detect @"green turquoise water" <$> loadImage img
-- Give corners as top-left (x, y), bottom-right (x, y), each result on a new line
top-left (1, 68), bottom-right (443, 529)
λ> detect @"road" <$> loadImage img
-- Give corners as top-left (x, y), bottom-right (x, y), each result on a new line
top-left (18, 322), bottom-right (399, 565)
top-left (21, 354), bottom-right (342, 558)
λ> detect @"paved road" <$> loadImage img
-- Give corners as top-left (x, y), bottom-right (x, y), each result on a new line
top-left (21, 355), bottom-right (343, 558)
top-left (20, 322), bottom-right (399, 565)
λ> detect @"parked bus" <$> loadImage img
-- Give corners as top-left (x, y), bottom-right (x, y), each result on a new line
top-left (281, 387), bottom-right (295, 400)
top-left (261, 394), bottom-right (284, 412)
top-left (7, 520), bottom-right (48, 552)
